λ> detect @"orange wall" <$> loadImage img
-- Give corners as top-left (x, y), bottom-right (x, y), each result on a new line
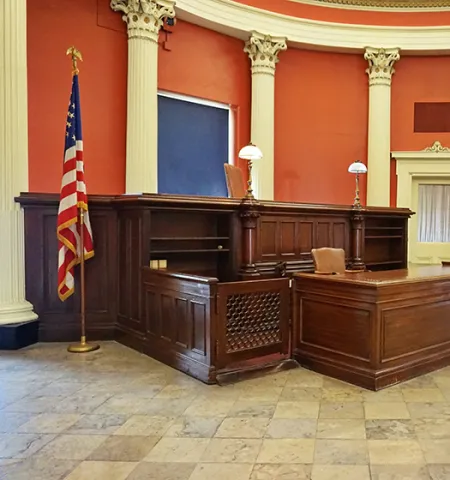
top-left (275, 49), bottom-right (368, 205)
top-left (158, 21), bottom-right (251, 169)
top-left (27, 2), bottom-right (450, 207)
top-left (27, 0), bottom-right (127, 194)
top-left (27, 3), bottom-right (250, 193)
top-left (390, 56), bottom-right (450, 205)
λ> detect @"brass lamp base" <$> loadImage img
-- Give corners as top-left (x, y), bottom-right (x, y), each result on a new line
top-left (67, 336), bottom-right (100, 353)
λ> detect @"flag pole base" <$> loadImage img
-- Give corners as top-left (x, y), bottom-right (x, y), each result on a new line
top-left (67, 336), bottom-right (99, 353)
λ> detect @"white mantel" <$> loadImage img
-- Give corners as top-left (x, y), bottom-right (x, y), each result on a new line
top-left (393, 141), bottom-right (450, 265)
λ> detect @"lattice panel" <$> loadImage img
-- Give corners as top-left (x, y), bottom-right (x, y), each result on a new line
top-left (225, 291), bottom-right (282, 353)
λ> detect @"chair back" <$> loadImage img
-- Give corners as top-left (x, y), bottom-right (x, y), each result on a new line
top-left (311, 248), bottom-right (346, 274)
top-left (224, 164), bottom-right (246, 198)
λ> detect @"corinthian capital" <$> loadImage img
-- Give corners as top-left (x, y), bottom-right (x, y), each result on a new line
top-left (110, 0), bottom-right (175, 42)
top-left (364, 47), bottom-right (400, 87)
top-left (244, 31), bottom-right (287, 76)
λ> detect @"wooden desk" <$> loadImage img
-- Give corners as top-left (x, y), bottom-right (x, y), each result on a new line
top-left (293, 266), bottom-right (450, 390)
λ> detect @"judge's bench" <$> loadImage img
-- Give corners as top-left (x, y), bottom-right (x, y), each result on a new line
top-left (17, 192), bottom-right (450, 390)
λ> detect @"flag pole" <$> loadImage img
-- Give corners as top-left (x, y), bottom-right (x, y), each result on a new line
top-left (66, 46), bottom-right (99, 354)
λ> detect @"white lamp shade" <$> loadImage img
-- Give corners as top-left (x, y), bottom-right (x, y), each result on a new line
top-left (348, 161), bottom-right (367, 174)
top-left (238, 143), bottom-right (263, 161)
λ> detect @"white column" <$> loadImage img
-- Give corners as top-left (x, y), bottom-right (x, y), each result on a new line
top-left (364, 47), bottom-right (400, 207)
top-left (111, 0), bottom-right (175, 193)
top-left (244, 31), bottom-right (287, 201)
top-left (0, 0), bottom-right (37, 325)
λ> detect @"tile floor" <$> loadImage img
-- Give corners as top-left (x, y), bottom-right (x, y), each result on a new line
top-left (1, 342), bottom-right (450, 479)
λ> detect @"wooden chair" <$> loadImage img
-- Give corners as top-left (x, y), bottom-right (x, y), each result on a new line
top-left (224, 164), bottom-right (246, 198)
top-left (312, 248), bottom-right (365, 274)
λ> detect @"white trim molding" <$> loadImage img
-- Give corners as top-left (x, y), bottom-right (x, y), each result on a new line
top-left (289, 0), bottom-right (450, 12)
top-left (157, 90), bottom-right (235, 165)
top-left (394, 142), bottom-right (450, 210)
top-left (175, 0), bottom-right (450, 54)
top-left (393, 142), bottom-right (450, 264)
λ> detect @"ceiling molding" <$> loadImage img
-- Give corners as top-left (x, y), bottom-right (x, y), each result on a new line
top-left (289, 0), bottom-right (450, 12)
top-left (175, 0), bottom-right (450, 54)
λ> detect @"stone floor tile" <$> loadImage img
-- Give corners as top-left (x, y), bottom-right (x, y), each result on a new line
top-left (153, 384), bottom-right (198, 400)
top-left (0, 457), bottom-right (79, 480)
top-left (311, 465), bottom-right (370, 480)
top-left (265, 419), bottom-right (317, 439)
top-left (215, 417), bottom-right (269, 438)
top-left (256, 439), bottom-right (315, 464)
top-left (189, 463), bottom-right (253, 480)
top-left (368, 439), bottom-right (425, 464)
top-left (144, 437), bottom-right (210, 462)
top-left (273, 401), bottom-right (320, 419)
top-left (363, 388), bottom-right (404, 403)
top-left (239, 373), bottom-right (289, 389)
top-left (3, 396), bottom-right (68, 414)
top-left (165, 416), bottom-right (222, 438)
top-left (407, 403), bottom-right (450, 419)
top-left (228, 401), bottom-right (276, 418)
top-left (88, 435), bottom-right (159, 462)
top-left (365, 419), bottom-right (416, 440)
top-left (184, 398), bottom-right (235, 417)
top-left (280, 387), bottom-right (322, 402)
top-left (285, 370), bottom-right (324, 388)
top-left (201, 438), bottom-right (262, 463)
top-left (317, 419), bottom-right (366, 439)
top-left (314, 439), bottom-right (368, 465)
top-left (319, 402), bottom-right (364, 419)
top-left (365, 402), bottom-right (411, 420)
top-left (36, 434), bottom-right (108, 460)
top-left (419, 439), bottom-right (450, 464)
top-left (125, 461), bottom-right (196, 480)
top-left (52, 393), bottom-right (112, 414)
top-left (5, 342), bottom-right (450, 480)
top-left (0, 413), bottom-right (33, 433)
top-left (402, 389), bottom-right (446, 403)
top-left (250, 463), bottom-right (312, 479)
top-left (113, 415), bottom-right (175, 436)
top-left (414, 418), bottom-right (450, 439)
top-left (428, 464), bottom-right (450, 479)
top-left (18, 413), bottom-right (81, 434)
top-left (62, 460), bottom-right (136, 480)
top-left (370, 464), bottom-right (432, 480)
top-left (321, 389), bottom-right (363, 403)
top-left (401, 376), bottom-right (439, 389)
top-left (66, 414), bottom-right (129, 435)
top-left (0, 433), bottom-right (55, 458)
top-left (237, 387), bottom-right (283, 402)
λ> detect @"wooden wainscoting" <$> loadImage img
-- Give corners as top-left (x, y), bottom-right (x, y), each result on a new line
top-left (256, 214), bottom-right (350, 274)
top-left (117, 268), bottom-right (218, 384)
top-left (21, 195), bottom-right (117, 341)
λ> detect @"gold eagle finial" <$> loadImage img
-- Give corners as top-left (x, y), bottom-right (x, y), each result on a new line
top-left (66, 46), bottom-right (83, 75)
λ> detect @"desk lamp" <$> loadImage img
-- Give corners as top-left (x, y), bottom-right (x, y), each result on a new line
top-left (238, 143), bottom-right (263, 199)
top-left (348, 160), bottom-right (367, 208)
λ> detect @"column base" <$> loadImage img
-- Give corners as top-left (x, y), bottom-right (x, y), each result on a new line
top-left (0, 319), bottom-right (39, 350)
top-left (0, 301), bottom-right (38, 326)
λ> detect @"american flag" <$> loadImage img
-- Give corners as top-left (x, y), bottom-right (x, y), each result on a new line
top-left (57, 74), bottom-right (94, 301)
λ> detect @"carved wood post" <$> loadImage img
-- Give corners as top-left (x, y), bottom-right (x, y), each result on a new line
top-left (239, 197), bottom-right (261, 279)
top-left (349, 210), bottom-right (366, 270)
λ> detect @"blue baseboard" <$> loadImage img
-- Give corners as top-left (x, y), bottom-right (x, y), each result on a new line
top-left (0, 320), bottom-right (39, 350)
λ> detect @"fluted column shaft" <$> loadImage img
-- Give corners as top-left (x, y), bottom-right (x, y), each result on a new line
top-left (0, 0), bottom-right (37, 324)
top-left (111, 0), bottom-right (175, 193)
top-left (364, 47), bottom-right (400, 207)
top-left (245, 32), bottom-right (287, 201)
